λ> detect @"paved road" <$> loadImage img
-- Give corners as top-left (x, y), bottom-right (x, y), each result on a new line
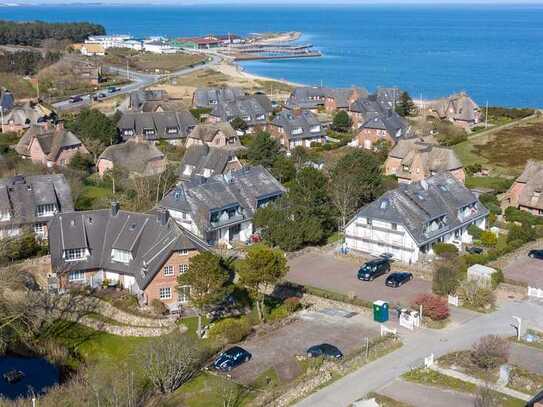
top-left (295, 299), bottom-right (543, 407)
top-left (52, 54), bottom-right (221, 111)
top-left (504, 256), bottom-right (543, 289)
top-left (379, 379), bottom-right (475, 407)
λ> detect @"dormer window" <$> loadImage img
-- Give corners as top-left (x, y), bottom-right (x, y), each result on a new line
top-left (310, 125), bottom-right (321, 133)
top-left (37, 204), bottom-right (57, 217)
top-left (292, 127), bottom-right (303, 135)
top-left (123, 129), bottom-right (134, 136)
top-left (63, 248), bottom-right (88, 262)
top-left (183, 165), bottom-right (194, 176)
top-left (0, 210), bottom-right (10, 221)
top-left (144, 128), bottom-right (155, 136)
top-left (166, 127), bottom-right (178, 135)
top-left (202, 168), bottom-right (213, 178)
top-left (111, 248), bottom-right (132, 264)
top-left (256, 114), bottom-right (265, 121)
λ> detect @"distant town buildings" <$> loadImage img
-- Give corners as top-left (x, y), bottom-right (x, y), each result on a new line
top-left (0, 174), bottom-right (73, 240)
top-left (1, 102), bottom-right (53, 133)
top-left (345, 172), bottom-right (488, 263)
top-left (384, 139), bottom-right (465, 184)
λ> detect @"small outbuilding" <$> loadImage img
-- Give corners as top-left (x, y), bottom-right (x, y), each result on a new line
top-left (467, 264), bottom-right (498, 289)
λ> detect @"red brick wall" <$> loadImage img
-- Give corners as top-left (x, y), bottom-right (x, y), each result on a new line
top-left (355, 128), bottom-right (394, 150)
top-left (144, 249), bottom-right (200, 306)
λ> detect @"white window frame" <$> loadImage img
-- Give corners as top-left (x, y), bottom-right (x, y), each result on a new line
top-left (111, 248), bottom-right (132, 264)
top-left (68, 270), bottom-right (85, 282)
top-left (180, 249), bottom-right (188, 255)
top-left (179, 264), bottom-right (189, 274)
top-left (37, 203), bottom-right (57, 217)
top-left (159, 287), bottom-right (172, 300)
top-left (178, 285), bottom-right (190, 303)
top-left (163, 265), bottom-right (174, 277)
top-left (64, 248), bottom-right (87, 262)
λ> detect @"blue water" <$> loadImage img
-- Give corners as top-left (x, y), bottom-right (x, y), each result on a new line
top-left (0, 357), bottom-right (60, 400)
top-left (2, 4), bottom-right (543, 107)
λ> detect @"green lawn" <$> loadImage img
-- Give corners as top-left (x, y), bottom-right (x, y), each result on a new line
top-left (76, 184), bottom-right (112, 210)
top-left (453, 140), bottom-right (488, 168)
top-left (465, 176), bottom-right (514, 193)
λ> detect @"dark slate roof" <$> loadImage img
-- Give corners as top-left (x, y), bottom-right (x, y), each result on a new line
top-left (129, 89), bottom-right (173, 112)
top-left (193, 87), bottom-right (245, 109)
top-left (349, 95), bottom-right (385, 115)
top-left (0, 90), bottom-right (14, 112)
top-left (285, 87), bottom-right (328, 109)
top-left (327, 87), bottom-right (368, 108)
top-left (348, 172), bottom-right (488, 246)
top-left (179, 144), bottom-right (237, 181)
top-left (376, 88), bottom-right (402, 110)
top-left (117, 111), bottom-right (197, 141)
top-left (98, 140), bottom-right (165, 175)
top-left (160, 166), bottom-right (286, 233)
top-left (271, 110), bottom-right (326, 140)
top-left (48, 208), bottom-right (209, 290)
top-left (210, 96), bottom-right (269, 126)
top-left (0, 174), bottom-right (74, 227)
top-left (360, 110), bottom-right (410, 139)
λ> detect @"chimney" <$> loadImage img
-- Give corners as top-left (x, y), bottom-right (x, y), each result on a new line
top-left (158, 209), bottom-right (169, 225)
top-left (292, 107), bottom-right (302, 118)
top-left (56, 120), bottom-right (64, 131)
top-left (111, 201), bottom-right (120, 216)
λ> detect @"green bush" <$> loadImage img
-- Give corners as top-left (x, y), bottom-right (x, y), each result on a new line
top-left (480, 231), bottom-right (497, 247)
top-left (504, 207), bottom-right (543, 226)
top-left (491, 269), bottom-right (504, 289)
top-left (208, 316), bottom-right (252, 344)
top-left (535, 225), bottom-right (543, 239)
top-left (457, 280), bottom-right (495, 310)
top-left (150, 299), bottom-right (168, 315)
top-left (468, 224), bottom-right (483, 240)
top-left (433, 243), bottom-right (459, 257)
top-left (283, 297), bottom-right (301, 313)
top-left (507, 223), bottom-right (535, 244)
top-left (432, 266), bottom-right (460, 295)
top-left (268, 304), bottom-right (290, 321)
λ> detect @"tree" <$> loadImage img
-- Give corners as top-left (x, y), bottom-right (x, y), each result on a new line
top-left (471, 335), bottom-right (510, 370)
top-left (141, 331), bottom-right (206, 394)
top-left (247, 131), bottom-right (280, 168)
top-left (332, 110), bottom-right (352, 132)
top-left (65, 108), bottom-right (119, 156)
top-left (474, 385), bottom-right (501, 407)
top-left (230, 117), bottom-right (248, 132)
top-left (236, 244), bottom-right (288, 322)
top-left (271, 155), bottom-right (296, 184)
top-left (68, 151), bottom-right (94, 174)
top-left (432, 266), bottom-right (460, 295)
top-left (411, 294), bottom-right (449, 321)
top-left (330, 149), bottom-right (383, 233)
top-left (177, 252), bottom-right (228, 337)
top-left (395, 91), bottom-right (416, 117)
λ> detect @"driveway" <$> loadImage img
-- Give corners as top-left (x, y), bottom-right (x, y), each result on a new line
top-left (227, 309), bottom-right (379, 385)
top-left (503, 256), bottom-right (543, 288)
top-left (378, 379), bottom-right (475, 407)
top-left (287, 251), bottom-right (432, 306)
top-left (510, 342), bottom-right (543, 375)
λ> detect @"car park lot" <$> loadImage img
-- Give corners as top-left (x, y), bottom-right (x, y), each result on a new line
top-left (226, 309), bottom-right (379, 384)
top-left (504, 256), bottom-right (543, 288)
top-left (287, 250), bottom-right (432, 306)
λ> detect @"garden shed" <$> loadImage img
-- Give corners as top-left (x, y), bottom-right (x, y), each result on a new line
top-left (467, 264), bottom-right (497, 288)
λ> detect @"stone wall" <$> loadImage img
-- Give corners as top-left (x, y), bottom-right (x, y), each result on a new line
top-left (78, 316), bottom-right (183, 337)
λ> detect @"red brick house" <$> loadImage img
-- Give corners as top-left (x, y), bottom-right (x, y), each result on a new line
top-left (504, 160), bottom-right (543, 216)
top-left (48, 204), bottom-right (209, 310)
top-left (353, 112), bottom-right (410, 150)
top-left (324, 87), bottom-right (368, 113)
top-left (15, 124), bottom-right (88, 168)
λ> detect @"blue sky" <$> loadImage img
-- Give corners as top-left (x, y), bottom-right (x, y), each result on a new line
top-left (17, 0), bottom-right (543, 4)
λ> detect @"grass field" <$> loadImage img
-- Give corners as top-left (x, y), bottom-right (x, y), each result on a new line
top-left (454, 116), bottom-right (543, 177)
top-left (103, 48), bottom-right (207, 73)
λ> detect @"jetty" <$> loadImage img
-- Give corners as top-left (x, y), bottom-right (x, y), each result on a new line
top-left (224, 42), bottom-right (322, 61)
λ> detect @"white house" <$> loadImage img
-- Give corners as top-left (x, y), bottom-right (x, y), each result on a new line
top-left (159, 166), bottom-right (285, 247)
top-left (345, 173), bottom-right (488, 263)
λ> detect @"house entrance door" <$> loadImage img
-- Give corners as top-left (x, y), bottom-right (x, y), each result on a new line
top-left (229, 224), bottom-right (241, 242)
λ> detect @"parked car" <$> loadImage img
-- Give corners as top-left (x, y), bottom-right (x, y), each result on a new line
top-left (466, 246), bottom-right (484, 255)
top-left (306, 343), bottom-right (343, 359)
top-left (357, 258), bottom-right (390, 281)
top-left (213, 346), bottom-right (252, 372)
top-left (108, 86), bottom-right (119, 93)
top-left (69, 96), bottom-right (83, 104)
top-left (97, 92), bottom-right (107, 99)
top-left (385, 272), bottom-right (413, 288)
top-left (528, 250), bottom-right (543, 260)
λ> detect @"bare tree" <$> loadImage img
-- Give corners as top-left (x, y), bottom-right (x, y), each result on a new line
top-left (141, 331), bottom-right (206, 394)
top-left (474, 385), bottom-right (500, 407)
top-left (215, 378), bottom-right (248, 407)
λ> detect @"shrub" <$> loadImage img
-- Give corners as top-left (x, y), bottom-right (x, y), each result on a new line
top-left (411, 294), bottom-right (449, 321)
top-left (535, 225), bottom-right (543, 239)
top-left (480, 231), bottom-right (497, 247)
top-left (150, 299), bottom-right (168, 315)
top-left (465, 163), bottom-right (482, 176)
top-left (283, 297), bottom-right (301, 313)
top-left (457, 280), bottom-right (495, 310)
top-left (491, 269), bottom-right (504, 289)
top-left (504, 207), bottom-right (543, 226)
top-left (432, 243), bottom-right (458, 257)
top-left (432, 266), bottom-right (460, 295)
top-left (208, 316), bottom-right (252, 344)
top-left (471, 335), bottom-right (510, 369)
top-left (468, 224), bottom-right (483, 240)
top-left (268, 304), bottom-right (290, 321)
top-left (507, 223), bottom-right (535, 244)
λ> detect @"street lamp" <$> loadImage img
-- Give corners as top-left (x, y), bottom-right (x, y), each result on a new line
top-left (512, 316), bottom-right (522, 341)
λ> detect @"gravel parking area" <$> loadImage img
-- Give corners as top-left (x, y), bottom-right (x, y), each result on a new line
top-left (503, 256), bottom-right (543, 288)
top-left (378, 379), bottom-right (475, 407)
top-left (287, 251), bottom-right (432, 306)
top-left (226, 309), bottom-right (379, 385)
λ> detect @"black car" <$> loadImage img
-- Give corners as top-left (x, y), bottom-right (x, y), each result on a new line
top-left (306, 343), bottom-right (343, 359)
top-left (357, 258), bottom-right (390, 281)
top-left (69, 96), bottom-right (83, 104)
top-left (466, 246), bottom-right (484, 255)
top-left (213, 346), bottom-right (252, 372)
top-left (529, 250), bottom-right (543, 260)
top-left (385, 272), bottom-right (413, 288)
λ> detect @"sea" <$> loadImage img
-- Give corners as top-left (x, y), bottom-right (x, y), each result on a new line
top-left (2, 3), bottom-right (543, 108)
